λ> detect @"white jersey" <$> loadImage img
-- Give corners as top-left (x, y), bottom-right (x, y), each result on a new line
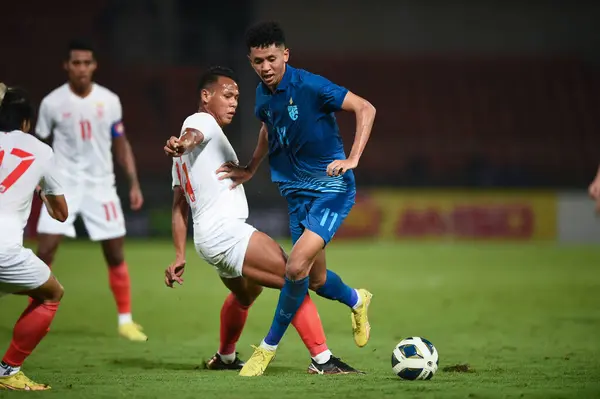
top-left (0, 131), bottom-right (63, 246)
top-left (171, 112), bottom-right (249, 224)
top-left (36, 83), bottom-right (124, 188)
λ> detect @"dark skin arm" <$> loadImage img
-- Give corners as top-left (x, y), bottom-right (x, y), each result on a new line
top-left (113, 135), bottom-right (144, 210)
top-left (165, 185), bottom-right (188, 288)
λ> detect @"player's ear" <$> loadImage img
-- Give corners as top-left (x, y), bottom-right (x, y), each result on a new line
top-left (283, 47), bottom-right (290, 63)
top-left (200, 88), bottom-right (211, 104)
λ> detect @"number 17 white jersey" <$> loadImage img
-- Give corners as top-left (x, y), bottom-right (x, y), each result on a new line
top-left (0, 131), bottom-right (63, 247)
top-left (36, 83), bottom-right (124, 189)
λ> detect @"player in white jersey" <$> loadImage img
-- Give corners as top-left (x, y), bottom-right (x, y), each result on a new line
top-left (0, 83), bottom-right (69, 390)
top-left (34, 39), bottom-right (146, 341)
top-left (163, 67), bottom-right (361, 375)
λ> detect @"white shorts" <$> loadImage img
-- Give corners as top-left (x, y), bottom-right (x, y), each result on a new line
top-left (194, 219), bottom-right (257, 279)
top-left (37, 186), bottom-right (126, 241)
top-left (0, 245), bottom-right (51, 297)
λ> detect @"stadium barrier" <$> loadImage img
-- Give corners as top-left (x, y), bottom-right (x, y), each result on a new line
top-left (25, 190), bottom-right (599, 243)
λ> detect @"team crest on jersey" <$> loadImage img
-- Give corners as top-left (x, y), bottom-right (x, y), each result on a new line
top-left (287, 97), bottom-right (298, 121)
top-left (265, 109), bottom-right (273, 125)
top-left (96, 102), bottom-right (104, 118)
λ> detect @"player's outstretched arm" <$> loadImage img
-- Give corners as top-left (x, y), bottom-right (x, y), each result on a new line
top-left (216, 123), bottom-right (268, 189)
top-left (113, 135), bottom-right (144, 210)
top-left (326, 92), bottom-right (376, 177)
top-left (166, 185), bottom-right (188, 288)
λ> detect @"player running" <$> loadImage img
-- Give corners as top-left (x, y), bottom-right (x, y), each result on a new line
top-left (0, 83), bottom-right (68, 390)
top-left (163, 66), bottom-right (362, 375)
top-left (216, 22), bottom-right (377, 376)
top-left (34, 39), bottom-right (146, 341)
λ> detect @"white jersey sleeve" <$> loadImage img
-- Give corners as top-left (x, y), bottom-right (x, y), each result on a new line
top-left (36, 97), bottom-right (54, 139)
top-left (40, 153), bottom-right (64, 196)
top-left (171, 159), bottom-right (181, 189)
top-left (181, 113), bottom-right (220, 145)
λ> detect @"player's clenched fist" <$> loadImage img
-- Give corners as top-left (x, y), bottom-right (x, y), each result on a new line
top-left (164, 136), bottom-right (184, 157)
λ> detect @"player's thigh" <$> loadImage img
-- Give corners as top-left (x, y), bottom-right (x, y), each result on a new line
top-left (36, 200), bottom-right (77, 238)
top-left (220, 276), bottom-right (263, 307)
top-left (0, 246), bottom-right (53, 298)
top-left (80, 189), bottom-right (126, 242)
top-left (302, 190), bottom-right (356, 246)
top-left (241, 230), bottom-right (288, 289)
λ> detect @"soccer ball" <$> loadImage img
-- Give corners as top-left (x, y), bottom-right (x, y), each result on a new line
top-left (391, 337), bottom-right (439, 380)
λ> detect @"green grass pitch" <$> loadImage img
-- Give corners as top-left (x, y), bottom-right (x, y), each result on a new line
top-left (1, 240), bottom-right (599, 398)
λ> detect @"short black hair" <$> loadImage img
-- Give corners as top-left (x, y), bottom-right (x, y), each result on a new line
top-left (197, 66), bottom-right (238, 92)
top-left (65, 38), bottom-right (95, 61)
top-left (0, 83), bottom-right (36, 132)
top-left (245, 21), bottom-right (286, 52)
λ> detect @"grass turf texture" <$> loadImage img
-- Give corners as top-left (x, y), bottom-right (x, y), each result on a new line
top-left (1, 240), bottom-right (599, 398)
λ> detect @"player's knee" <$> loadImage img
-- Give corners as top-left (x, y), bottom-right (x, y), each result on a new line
top-left (234, 287), bottom-right (261, 307)
top-left (285, 257), bottom-right (310, 281)
top-left (309, 275), bottom-right (326, 291)
top-left (46, 283), bottom-right (64, 303)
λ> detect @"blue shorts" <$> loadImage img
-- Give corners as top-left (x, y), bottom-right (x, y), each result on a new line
top-left (287, 190), bottom-right (356, 245)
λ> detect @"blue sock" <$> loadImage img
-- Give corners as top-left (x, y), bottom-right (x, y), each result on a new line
top-left (316, 270), bottom-right (358, 308)
top-left (264, 276), bottom-right (309, 346)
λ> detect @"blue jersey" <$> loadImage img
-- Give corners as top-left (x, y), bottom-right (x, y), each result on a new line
top-left (254, 65), bottom-right (356, 197)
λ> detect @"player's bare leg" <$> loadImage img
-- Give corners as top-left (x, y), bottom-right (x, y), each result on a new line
top-left (35, 233), bottom-right (63, 269)
top-left (0, 276), bottom-right (63, 391)
top-left (239, 231), bottom-right (361, 376)
top-left (311, 249), bottom-right (372, 348)
top-left (101, 237), bottom-right (146, 341)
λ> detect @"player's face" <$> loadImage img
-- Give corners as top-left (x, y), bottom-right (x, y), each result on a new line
top-left (64, 50), bottom-right (97, 89)
top-left (248, 45), bottom-right (289, 89)
top-left (203, 76), bottom-right (239, 126)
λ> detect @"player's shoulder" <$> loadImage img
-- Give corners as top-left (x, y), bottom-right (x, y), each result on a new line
top-left (41, 84), bottom-right (69, 105)
top-left (93, 83), bottom-right (120, 103)
top-left (4, 132), bottom-right (53, 157)
top-left (183, 112), bottom-right (220, 131)
top-left (294, 67), bottom-right (328, 87)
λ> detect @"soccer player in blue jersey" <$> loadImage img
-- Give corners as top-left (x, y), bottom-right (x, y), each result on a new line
top-left (217, 21), bottom-right (377, 376)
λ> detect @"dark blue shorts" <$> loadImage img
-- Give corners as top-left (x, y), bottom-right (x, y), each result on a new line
top-left (287, 190), bottom-right (356, 245)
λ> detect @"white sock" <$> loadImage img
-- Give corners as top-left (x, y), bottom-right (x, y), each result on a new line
top-left (218, 352), bottom-right (237, 364)
top-left (260, 340), bottom-right (278, 352)
top-left (118, 313), bottom-right (133, 326)
top-left (0, 361), bottom-right (20, 377)
top-left (312, 349), bottom-right (333, 365)
top-left (352, 289), bottom-right (363, 310)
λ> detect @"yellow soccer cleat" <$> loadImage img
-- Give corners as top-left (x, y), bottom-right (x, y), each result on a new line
top-left (351, 289), bottom-right (373, 347)
top-left (119, 322), bottom-right (148, 342)
top-left (0, 371), bottom-right (51, 391)
top-left (239, 345), bottom-right (276, 377)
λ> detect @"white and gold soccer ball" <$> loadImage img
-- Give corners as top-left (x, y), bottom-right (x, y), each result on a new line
top-left (391, 337), bottom-right (439, 380)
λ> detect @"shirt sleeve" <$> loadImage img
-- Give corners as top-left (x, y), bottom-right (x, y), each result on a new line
top-left (110, 95), bottom-right (125, 139)
top-left (181, 113), bottom-right (218, 145)
top-left (40, 152), bottom-right (64, 196)
top-left (35, 98), bottom-right (53, 139)
top-left (307, 73), bottom-right (349, 113)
